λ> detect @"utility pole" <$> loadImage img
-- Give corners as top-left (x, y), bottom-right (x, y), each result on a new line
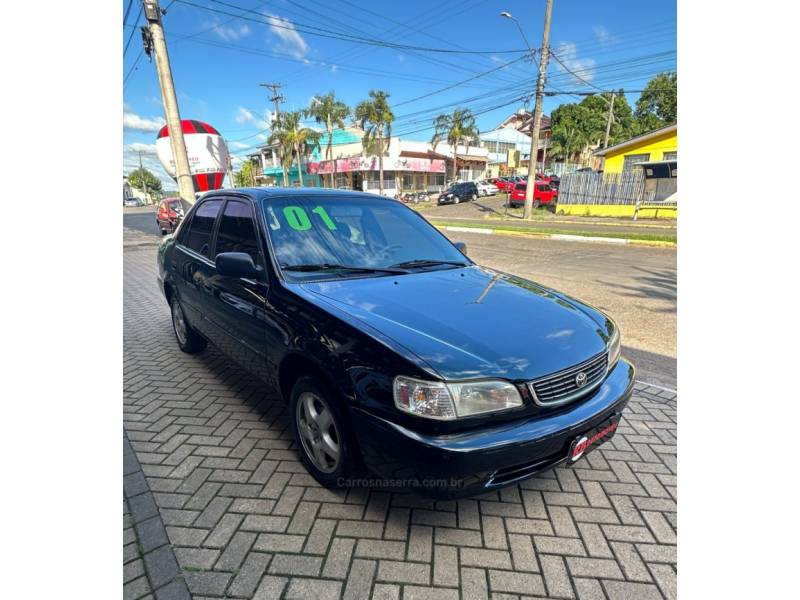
top-left (142, 0), bottom-right (195, 205)
top-left (603, 92), bottom-right (616, 148)
top-left (260, 83), bottom-right (287, 186)
top-left (138, 150), bottom-right (149, 203)
top-left (523, 0), bottom-right (554, 220)
top-left (260, 82), bottom-right (285, 121)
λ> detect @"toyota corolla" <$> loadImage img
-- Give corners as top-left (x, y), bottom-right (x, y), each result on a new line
top-left (157, 188), bottom-right (633, 497)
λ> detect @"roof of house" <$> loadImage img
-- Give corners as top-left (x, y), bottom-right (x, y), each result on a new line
top-left (593, 124), bottom-right (677, 157)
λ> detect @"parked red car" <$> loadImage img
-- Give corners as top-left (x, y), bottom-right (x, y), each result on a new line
top-left (509, 182), bottom-right (558, 208)
top-left (156, 197), bottom-right (185, 235)
top-left (490, 177), bottom-right (516, 191)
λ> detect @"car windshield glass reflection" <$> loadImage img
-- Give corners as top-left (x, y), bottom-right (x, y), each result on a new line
top-left (263, 196), bottom-right (469, 280)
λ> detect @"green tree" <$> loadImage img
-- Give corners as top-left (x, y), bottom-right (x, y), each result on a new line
top-left (635, 72), bottom-right (677, 127)
top-left (549, 103), bottom-right (593, 164)
top-left (306, 92), bottom-right (350, 188)
top-left (431, 108), bottom-right (479, 182)
top-left (128, 167), bottom-right (162, 194)
top-left (354, 90), bottom-right (394, 195)
top-left (549, 92), bottom-right (636, 164)
top-left (234, 161), bottom-right (255, 187)
top-left (268, 111), bottom-right (321, 187)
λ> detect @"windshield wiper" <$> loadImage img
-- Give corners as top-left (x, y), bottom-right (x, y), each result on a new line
top-left (389, 259), bottom-right (469, 269)
top-left (281, 263), bottom-right (409, 275)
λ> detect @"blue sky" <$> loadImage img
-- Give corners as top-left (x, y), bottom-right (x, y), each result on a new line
top-left (123, 0), bottom-right (676, 188)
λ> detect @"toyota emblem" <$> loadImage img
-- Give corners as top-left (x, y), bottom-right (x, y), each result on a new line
top-left (575, 372), bottom-right (588, 387)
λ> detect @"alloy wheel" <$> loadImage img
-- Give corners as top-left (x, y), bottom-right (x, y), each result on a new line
top-left (172, 300), bottom-right (188, 345)
top-left (296, 392), bottom-right (341, 473)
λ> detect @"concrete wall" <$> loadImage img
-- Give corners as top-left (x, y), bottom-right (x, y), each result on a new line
top-left (556, 203), bottom-right (677, 219)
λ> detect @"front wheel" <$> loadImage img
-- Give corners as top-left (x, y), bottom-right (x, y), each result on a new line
top-left (453, 197), bottom-right (461, 204)
top-left (291, 376), bottom-right (358, 487)
top-left (471, 193), bottom-right (478, 201)
top-left (533, 199), bottom-right (540, 209)
top-left (170, 296), bottom-right (207, 354)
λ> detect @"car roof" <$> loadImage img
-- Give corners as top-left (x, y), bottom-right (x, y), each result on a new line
top-left (197, 187), bottom-right (398, 204)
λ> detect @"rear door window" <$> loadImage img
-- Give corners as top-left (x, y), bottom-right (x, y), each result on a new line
top-left (185, 199), bottom-right (223, 257)
top-left (214, 200), bottom-right (263, 266)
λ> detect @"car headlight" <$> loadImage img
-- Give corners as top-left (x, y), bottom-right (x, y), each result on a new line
top-left (393, 376), bottom-right (523, 420)
top-left (607, 324), bottom-right (621, 369)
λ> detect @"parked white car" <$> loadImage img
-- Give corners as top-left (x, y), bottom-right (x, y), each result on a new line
top-left (476, 180), bottom-right (499, 197)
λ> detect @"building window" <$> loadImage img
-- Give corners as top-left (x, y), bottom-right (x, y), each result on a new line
top-left (402, 173), bottom-right (413, 188)
top-left (622, 153), bottom-right (651, 171)
top-left (662, 151), bottom-right (677, 161)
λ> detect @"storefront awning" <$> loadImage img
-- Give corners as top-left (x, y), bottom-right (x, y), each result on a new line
top-left (399, 150), bottom-right (450, 160)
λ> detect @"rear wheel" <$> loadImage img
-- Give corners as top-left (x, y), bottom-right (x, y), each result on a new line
top-left (533, 199), bottom-right (541, 209)
top-left (290, 376), bottom-right (358, 487)
top-left (170, 296), bottom-right (207, 354)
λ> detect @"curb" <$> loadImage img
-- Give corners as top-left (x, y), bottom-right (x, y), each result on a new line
top-left (436, 225), bottom-right (676, 248)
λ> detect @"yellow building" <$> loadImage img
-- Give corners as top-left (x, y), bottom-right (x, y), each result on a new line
top-left (594, 124), bottom-right (677, 174)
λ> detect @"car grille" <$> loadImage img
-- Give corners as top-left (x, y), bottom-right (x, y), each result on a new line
top-left (528, 351), bottom-right (608, 406)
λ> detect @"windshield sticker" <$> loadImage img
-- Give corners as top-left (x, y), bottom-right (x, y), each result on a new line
top-left (282, 205), bottom-right (337, 232)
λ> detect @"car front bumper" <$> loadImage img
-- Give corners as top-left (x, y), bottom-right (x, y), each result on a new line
top-left (352, 358), bottom-right (635, 498)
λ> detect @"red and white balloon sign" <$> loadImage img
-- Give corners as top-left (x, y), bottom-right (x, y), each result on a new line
top-left (156, 120), bottom-right (230, 191)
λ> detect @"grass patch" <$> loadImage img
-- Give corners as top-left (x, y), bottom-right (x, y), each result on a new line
top-left (429, 219), bottom-right (677, 244)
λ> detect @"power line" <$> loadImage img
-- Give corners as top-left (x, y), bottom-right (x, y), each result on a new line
top-left (123, 0), bottom-right (135, 25)
top-left (123, 4), bottom-right (144, 56)
top-left (394, 55), bottom-right (529, 108)
top-left (123, 49), bottom-right (145, 86)
top-left (175, 0), bottom-right (530, 54)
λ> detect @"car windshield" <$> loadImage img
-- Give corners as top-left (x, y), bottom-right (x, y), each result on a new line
top-left (262, 195), bottom-right (470, 280)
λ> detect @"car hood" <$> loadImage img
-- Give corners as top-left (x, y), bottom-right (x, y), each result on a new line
top-left (299, 266), bottom-right (610, 381)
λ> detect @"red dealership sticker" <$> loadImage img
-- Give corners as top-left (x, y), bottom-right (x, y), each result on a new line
top-left (568, 417), bottom-right (619, 464)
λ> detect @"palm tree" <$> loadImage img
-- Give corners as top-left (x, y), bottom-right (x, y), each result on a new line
top-left (268, 111), bottom-right (321, 187)
top-left (431, 108), bottom-right (479, 183)
top-left (354, 90), bottom-right (394, 195)
top-left (306, 93), bottom-right (350, 189)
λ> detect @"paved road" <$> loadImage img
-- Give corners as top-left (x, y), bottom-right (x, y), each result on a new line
top-left (124, 206), bottom-right (161, 236)
top-left (123, 210), bottom-right (676, 389)
top-left (124, 233), bottom-right (677, 600)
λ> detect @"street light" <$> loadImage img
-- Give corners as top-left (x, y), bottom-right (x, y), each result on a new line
top-left (500, 11), bottom-right (534, 61)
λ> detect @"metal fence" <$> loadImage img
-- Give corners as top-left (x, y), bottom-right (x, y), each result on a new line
top-left (557, 170), bottom-right (646, 206)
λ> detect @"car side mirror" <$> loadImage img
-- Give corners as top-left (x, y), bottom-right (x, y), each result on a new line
top-left (454, 242), bottom-right (468, 256)
top-left (216, 252), bottom-right (260, 279)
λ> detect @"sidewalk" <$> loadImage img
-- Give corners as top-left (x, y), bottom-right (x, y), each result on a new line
top-left (413, 196), bottom-right (676, 239)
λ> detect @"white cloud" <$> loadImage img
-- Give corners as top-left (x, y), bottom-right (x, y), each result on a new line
top-left (593, 26), bottom-right (615, 47)
top-left (264, 13), bottom-right (309, 59)
top-left (123, 110), bottom-right (165, 132)
top-left (553, 42), bottom-right (596, 84)
top-left (212, 22), bottom-right (251, 42)
top-left (230, 141), bottom-right (250, 150)
top-left (235, 107), bottom-right (256, 124)
top-left (127, 142), bottom-right (157, 154)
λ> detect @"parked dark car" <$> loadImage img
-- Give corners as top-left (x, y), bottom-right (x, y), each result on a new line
top-left (156, 197), bottom-right (185, 235)
top-left (157, 188), bottom-right (633, 498)
top-left (437, 181), bottom-right (479, 205)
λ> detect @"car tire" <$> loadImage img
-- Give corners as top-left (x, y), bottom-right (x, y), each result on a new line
top-left (170, 296), bottom-right (207, 354)
top-left (454, 197), bottom-right (460, 204)
top-left (290, 375), bottom-right (358, 488)
top-left (471, 193), bottom-right (478, 201)
top-left (533, 199), bottom-right (540, 209)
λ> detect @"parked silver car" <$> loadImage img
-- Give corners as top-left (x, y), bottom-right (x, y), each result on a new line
top-left (476, 180), bottom-right (499, 197)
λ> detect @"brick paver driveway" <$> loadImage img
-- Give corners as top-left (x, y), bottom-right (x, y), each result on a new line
top-left (123, 234), bottom-right (677, 600)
